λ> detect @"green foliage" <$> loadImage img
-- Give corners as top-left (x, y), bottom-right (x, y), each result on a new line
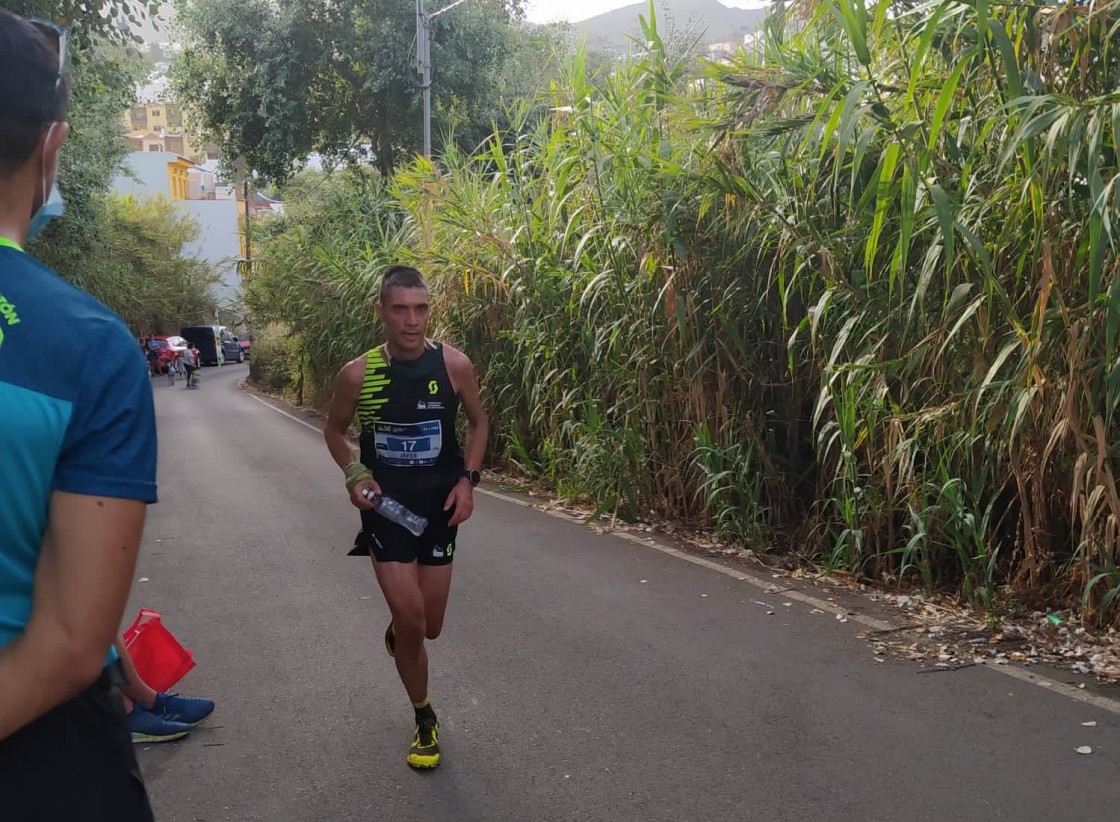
top-left (245, 0), bottom-right (1120, 623)
top-left (244, 167), bottom-right (415, 405)
top-left (170, 0), bottom-right (557, 179)
top-left (30, 44), bottom-right (141, 277)
top-left (98, 195), bottom-right (219, 332)
top-left (4, 1), bottom-right (161, 45)
top-left (247, 323), bottom-right (300, 397)
top-left (40, 192), bottom-right (217, 334)
top-left (5, 4), bottom-right (216, 333)
top-left (693, 423), bottom-right (769, 547)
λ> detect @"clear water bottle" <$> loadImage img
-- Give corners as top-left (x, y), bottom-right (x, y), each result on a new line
top-left (362, 489), bottom-right (428, 537)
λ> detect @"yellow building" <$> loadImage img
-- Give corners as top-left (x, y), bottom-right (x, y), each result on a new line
top-left (125, 102), bottom-right (184, 133)
top-left (122, 102), bottom-right (207, 163)
top-left (167, 156), bottom-right (193, 201)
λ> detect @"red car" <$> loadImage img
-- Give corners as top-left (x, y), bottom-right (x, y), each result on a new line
top-left (151, 335), bottom-right (190, 369)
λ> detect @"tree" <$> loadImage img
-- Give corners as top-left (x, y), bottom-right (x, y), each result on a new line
top-left (99, 195), bottom-right (219, 333)
top-left (29, 46), bottom-right (142, 280)
top-left (171, 0), bottom-right (530, 179)
top-left (6, 2), bottom-right (218, 333)
top-left (5, 1), bottom-right (163, 45)
top-left (4, 2), bottom-right (145, 281)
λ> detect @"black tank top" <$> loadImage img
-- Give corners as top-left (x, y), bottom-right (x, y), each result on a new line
top-left (356, 341), bottom-right (463, 500)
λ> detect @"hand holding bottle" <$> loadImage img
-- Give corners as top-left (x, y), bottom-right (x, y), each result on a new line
top-left (362, 489), bottom-right (429, 537)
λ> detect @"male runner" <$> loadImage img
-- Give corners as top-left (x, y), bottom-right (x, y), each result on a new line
top-left (324, 265), bottom-right (488, 770)
top-left (0, 12), bottom-right (158, 819)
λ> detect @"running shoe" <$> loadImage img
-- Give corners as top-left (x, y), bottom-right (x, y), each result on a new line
top-left (407, 717), bottom-right (440, 769)
top-left (129, 706), bottom-right (192, 743)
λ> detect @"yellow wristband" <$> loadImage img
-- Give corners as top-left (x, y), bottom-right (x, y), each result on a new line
top-left (344, 460), bottom-right (373, 492)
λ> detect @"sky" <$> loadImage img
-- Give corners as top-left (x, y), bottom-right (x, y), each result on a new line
top-left (523, 0), bottom-right (770, 24)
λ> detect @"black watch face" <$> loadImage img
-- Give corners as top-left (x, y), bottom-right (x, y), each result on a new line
top-left (466, 470), bottom-right (481, 486)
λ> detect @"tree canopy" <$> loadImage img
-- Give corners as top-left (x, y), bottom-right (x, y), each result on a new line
top-left (172, 0), bottom-right (544, 179)
top-left (6, 1), bottom-right (218, 332)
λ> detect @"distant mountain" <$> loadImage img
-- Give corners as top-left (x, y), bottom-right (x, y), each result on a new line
top-left (578, 0), bottom-right (768, 51)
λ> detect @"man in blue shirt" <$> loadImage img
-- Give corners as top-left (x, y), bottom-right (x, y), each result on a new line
top-left (0, 12), bottom-right (159, 819)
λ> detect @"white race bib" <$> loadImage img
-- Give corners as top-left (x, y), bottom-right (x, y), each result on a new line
top-left (374, 420), bottom-right (443, 467)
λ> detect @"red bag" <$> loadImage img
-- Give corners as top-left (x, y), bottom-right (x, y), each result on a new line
top-left (121, 609), bottom-right (196, 692)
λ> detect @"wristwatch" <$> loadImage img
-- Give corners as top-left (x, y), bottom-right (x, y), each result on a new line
top-left (461, 469), bottom-right (481, 488)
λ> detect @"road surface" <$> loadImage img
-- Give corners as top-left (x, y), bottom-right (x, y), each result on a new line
top-left (131, 363), bottom-right (1119, 821)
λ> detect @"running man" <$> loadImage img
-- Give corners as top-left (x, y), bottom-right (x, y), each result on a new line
top-left (324, 265), bottom-right (488, 770)
top-left (0, 13), bottom-right (158, 819)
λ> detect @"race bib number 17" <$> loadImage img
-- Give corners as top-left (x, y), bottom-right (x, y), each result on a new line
top-left (374, 420), bottom-right (443, 467)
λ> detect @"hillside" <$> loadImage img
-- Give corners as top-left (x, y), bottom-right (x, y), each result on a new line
top-left (578, 0), bottom-right (768, 50)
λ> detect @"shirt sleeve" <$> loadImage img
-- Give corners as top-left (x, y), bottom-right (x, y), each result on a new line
top-left (52, 321), bottom-right (159, 503)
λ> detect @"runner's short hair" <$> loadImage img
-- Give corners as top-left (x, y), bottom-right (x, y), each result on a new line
top-left (379, 265), bottom-right (428, 303)
top-left (0, 12), bottom-right (69, 178)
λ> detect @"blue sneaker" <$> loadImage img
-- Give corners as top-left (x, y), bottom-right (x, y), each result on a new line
top-left (154, 692), bottom-right (215, 725)
top-left (129, 706), bottom-right (192, 743)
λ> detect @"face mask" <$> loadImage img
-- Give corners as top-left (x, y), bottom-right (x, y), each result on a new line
top-left (27, 182), bottom-right (64, 242)
top-left (27, 123), bottom-right (64, 242)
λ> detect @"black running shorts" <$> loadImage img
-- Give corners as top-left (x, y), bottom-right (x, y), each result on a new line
top-left (356, 499), bottom-right (458, 566)
top-left (0, 664), bottom-right (155, 821)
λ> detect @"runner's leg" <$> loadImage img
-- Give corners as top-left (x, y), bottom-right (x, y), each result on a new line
top-left (372, 560), bottom-right (429, 704)
top-left (417, 564), bottom-right (453, 640)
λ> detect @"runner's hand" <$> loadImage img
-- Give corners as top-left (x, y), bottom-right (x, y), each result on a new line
top-left (444, 479), bottom-right (474, 527)
top-left (351, 479), bottom-right (381, 510)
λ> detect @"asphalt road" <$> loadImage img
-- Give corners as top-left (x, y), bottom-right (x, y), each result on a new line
top-left (131, 363), bottom-right (1119, 822)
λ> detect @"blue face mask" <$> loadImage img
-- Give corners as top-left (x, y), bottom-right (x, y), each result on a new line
top-left (27, 182), bottom-right (64, 242)
top-left (27, 121), bottom-right (64, 242)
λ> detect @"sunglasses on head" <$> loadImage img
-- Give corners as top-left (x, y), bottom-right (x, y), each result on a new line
top-left (28, 18), bottom-right (67, 97)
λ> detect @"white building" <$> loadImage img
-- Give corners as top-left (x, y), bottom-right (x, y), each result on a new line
top-left (111, 151), bottom-right (244, 308)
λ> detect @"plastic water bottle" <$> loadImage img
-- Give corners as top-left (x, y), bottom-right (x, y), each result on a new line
top-left (362, 489), bottom-right (428, 537)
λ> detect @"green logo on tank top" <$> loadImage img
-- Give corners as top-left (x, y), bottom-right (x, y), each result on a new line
top-left (428, 380), bottom-right (439, 395)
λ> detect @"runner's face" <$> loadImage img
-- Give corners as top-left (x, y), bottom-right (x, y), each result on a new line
top-left (377, 286), bottom-right (430, 352)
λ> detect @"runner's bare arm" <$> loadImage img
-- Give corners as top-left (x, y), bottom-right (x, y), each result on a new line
top-left (325, 356), bottom-right (378, 509)
top-left (0, 493), bottom-right (145, 740)
top-left (444, 346), bottom-right (489, 526)
top-left (325, 357), bottom-right (366, 470)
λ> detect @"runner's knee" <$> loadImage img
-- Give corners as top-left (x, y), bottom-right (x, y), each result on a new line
top-left (392, 610), bottom-right (427, 646)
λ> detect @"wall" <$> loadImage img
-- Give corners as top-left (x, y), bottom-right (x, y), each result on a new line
top-left (178, 199), bottom-right (243, 308)
top-left (112, 151), bottom-right (175, 199)
top-left (111, 152), bottom-right (243, 308)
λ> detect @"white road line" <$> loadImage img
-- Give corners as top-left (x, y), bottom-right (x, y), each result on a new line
top-left (247, 386), bottom-right (1120, 717)
top-left (245, 390), bottom-right (326, 434)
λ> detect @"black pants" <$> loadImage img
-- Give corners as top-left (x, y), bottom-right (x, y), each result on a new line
top-left (0, 664), bottom-right (155, 821)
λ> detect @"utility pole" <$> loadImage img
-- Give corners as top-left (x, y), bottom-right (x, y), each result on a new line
top-left (241, 180), bottom-right (250, 271)
top-left (417, 0), bottom-right (431, 158)
top-left (416, 0), bottom-right (474, 159)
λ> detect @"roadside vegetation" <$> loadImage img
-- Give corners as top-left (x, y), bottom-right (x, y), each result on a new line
top-left (244, 1), bottom-right (1120, 626)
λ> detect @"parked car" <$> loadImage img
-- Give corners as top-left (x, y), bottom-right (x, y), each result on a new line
top-left (238, 336), bottom-right (251, 358)
top-left (179, 325), bottom-right (245, 366)
top-left (218, 326), bottom-right (245, 363)
top-left (151, 335), bottom-right (190, 369)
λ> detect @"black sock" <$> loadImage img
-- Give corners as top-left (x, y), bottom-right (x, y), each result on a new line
top-left (413, 699), bottom-right (437, 723)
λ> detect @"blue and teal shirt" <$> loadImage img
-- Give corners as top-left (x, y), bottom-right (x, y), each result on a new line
top-left (0, 241), bottom-right (158, 656)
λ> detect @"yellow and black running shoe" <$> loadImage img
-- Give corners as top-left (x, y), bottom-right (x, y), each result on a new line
top-left (385, 621), bottom-right (395, 658)
top-left (407, 717), bottom-right (440, 769)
